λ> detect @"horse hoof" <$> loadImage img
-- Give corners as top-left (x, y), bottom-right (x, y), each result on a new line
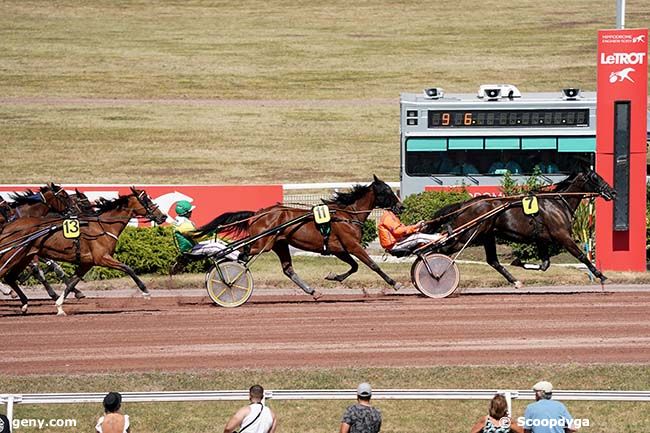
top-left (324, 272), bottom-right (338, 281)
top-left (393, 282), bottom-right (404, 292)
top-left (0, 285), bottom-right (11, 296)
top-left (312, 290), bottom-right (323, 301)
top-left (56, 308), bottom-right (67, 316)
top-left (10, 290), bottom-right (18, 299)
top-left (514, 281), bottom-right (523, 289)
top-left (74, 290), bottom-right (86, 299)
top-left (21, 304), bottom-right (28, 314)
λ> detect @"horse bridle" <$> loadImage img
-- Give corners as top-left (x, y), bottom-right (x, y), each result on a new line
top-left (134, 190), bottom-right (164, 223)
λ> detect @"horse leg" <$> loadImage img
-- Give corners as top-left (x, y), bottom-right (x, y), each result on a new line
top-left (272, 241), bottom-right (321, 299)
top-left (537, 242), bottom-right (551, 272)
top-left (4, 271), bottom-right (30, 314)
top-left (42, 258), bottom-right (86, 299)
top-left (554, 234), bottom-right (607, 283)
top-left (483, 235), bottom-right (522, 288)
top-left (56, 264), bottom-right (92, 316)
top-left (96, 255), bottom-right (150, 295)
top-left (342, 241), bottom-right (403, 291)
top-left (325, 251), bottom-right (359, 282)
top-left (30, 260), bottom-right (59, 300)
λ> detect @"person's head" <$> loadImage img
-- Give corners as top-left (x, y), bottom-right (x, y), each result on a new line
top-left (356, 382), bottom-right (372, 402)
top-left (103, 392), bottom-right (122, 413)
top-left (249, 384), bottom-right (264, 403)
top-left (175, 200), bottom-right (195, 218)
top-left (532, 381), bottom-right (553, 401)
top-left (488, 394), bottom-right (508, 419)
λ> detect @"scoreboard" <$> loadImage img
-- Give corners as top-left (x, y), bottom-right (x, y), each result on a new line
top-left (400, 85), bottom-right (598, 197)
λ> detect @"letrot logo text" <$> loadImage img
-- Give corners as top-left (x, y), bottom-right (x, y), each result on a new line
top-left (600, 52), bottom-right (646, 65)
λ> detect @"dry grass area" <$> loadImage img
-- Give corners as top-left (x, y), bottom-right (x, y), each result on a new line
top-left (1, 1), bottom-right (648, 183)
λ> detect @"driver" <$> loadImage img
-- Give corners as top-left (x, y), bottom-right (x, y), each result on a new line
top-left (172, 200), bottom-right (239, 266)
top-left (378, 204), bottom-right (444, 256)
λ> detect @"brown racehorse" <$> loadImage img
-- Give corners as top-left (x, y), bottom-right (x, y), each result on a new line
top-left (0, 184), bottom-right (86, 300)
top-left (422, 170), bottom-right (616, 287)
top-left (194, 175), bottom-right (404, 298)
top-left (0, 188), bottom-right (166, 315)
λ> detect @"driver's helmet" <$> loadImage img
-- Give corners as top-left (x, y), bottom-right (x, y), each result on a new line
top-left (175, 200), bottom-right (195, 217)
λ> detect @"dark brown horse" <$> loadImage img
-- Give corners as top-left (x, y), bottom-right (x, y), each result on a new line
top-left (421, 170), bottom-right (616, 287)
top-left (0, 188), bottom-right (166, 314)
top-left (195, 176), bottom-right (404, 298)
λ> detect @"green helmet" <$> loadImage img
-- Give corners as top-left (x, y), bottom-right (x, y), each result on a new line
top-left (175, 200), bottom-right (195, 216)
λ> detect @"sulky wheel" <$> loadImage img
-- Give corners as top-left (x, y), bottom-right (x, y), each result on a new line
top-left (206, 261), bottom-right (254, 307)
top-left (410, 253), bottom-right (460, 298)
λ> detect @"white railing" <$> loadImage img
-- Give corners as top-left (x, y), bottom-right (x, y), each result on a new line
top-left (2, 389), bottom-right (649, 425)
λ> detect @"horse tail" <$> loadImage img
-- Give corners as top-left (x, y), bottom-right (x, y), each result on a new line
top-left (193, 210), bottom-right (255, 238)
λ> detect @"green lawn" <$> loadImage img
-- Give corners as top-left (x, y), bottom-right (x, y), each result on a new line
top-left (1, 1), bottom-right (648, 184)
top-left (1, 366), bottom-right (649, 433)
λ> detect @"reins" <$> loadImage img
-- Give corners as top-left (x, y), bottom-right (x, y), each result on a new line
top-left (425, 191), bottom-right (602, 227)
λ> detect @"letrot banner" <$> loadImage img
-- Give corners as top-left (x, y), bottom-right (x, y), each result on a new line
top-left (596, 28), bottom-right (648, 271)
top-left (0, 185), bottom-right (283, 227)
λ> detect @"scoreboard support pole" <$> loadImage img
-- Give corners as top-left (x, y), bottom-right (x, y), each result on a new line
top-left (596, 28), bottom-right (648, 272)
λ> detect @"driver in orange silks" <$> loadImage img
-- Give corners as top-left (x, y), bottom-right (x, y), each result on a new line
top-left (378, 204), bottom-right (444, 256)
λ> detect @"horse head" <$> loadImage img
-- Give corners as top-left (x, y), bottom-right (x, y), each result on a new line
top-left (371, 174), bottom-right (401, 210)
top-left (129, 187), bottom-right (168, 225)
top-left (583, 170), bottom-right (617, 201)
top-left (40, 183), bottom-right (74, 214)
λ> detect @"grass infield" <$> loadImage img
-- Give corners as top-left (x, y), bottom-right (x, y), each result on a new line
top-left (1, 1), bottom-right (649, 183)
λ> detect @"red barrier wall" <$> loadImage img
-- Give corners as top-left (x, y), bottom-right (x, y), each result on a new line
top-left (0, 185), bottom-right (283, 226)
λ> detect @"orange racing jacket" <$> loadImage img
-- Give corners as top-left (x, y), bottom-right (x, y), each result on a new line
top-left (378, 210), bottom-right (419, 250)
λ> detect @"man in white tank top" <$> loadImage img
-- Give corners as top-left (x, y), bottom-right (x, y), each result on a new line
top-left (224, 385), bottom-right (277, 433)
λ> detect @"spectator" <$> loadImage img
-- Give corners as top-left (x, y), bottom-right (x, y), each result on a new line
top-left (339, 383), bottom-right (382, 433)
top-left (489, 151), bottom-right (522, 175)
top-left (534, 152), bottom-right (559, 174)
top-left (523, 381), bottom-right (576, 433)
top-left (95, 392), bottom-right (130, 433)
top-left (0, 411), bottom-right (11, 433)
top-left (451, 152), bottom-right (479, 175)
top-left (470, 394), bottom-right (523, 433)
top-left (223, 385), bottom-right (276, 433)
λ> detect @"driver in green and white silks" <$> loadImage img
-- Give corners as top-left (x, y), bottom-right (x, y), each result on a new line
top-left (173, 200), bottom-right (239, 261)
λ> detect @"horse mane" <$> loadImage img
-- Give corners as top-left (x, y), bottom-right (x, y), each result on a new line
top-left (8, 190), bottom-right (39, 207)
top-left (322, 184), bottom-right (370, 206)
top-left (95, 195), bottom-right (131, 212)
top-left (193, 210), bottom-right (255, 238)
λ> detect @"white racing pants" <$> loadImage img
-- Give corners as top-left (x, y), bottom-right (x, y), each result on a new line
top-left (187, 239), bottom-right (240, 261)
top-left (394, 233), bottom-right (444, 251)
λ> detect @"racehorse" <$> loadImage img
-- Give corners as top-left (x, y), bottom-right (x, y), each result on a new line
top-left (421, 170), bottom-right (616, 287)
top-left (0, 188), bottom-right (166, 314)
top-left (0, 184), bottom-right (85, 300)
top-left (194, 175), bottom-right (404, 298)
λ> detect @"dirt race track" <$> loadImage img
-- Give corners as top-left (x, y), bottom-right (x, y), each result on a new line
top-left (1, 289), bottom-right (650, 375)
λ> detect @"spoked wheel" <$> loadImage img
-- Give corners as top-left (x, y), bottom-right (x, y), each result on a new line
top-left (410, 253), bottom-right (460, 298)
top-left (206, 261), bottom-right (254, 307)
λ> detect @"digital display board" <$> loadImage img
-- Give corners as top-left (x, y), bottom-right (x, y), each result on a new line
top-left (427, 109), bottom-right (589, 128)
